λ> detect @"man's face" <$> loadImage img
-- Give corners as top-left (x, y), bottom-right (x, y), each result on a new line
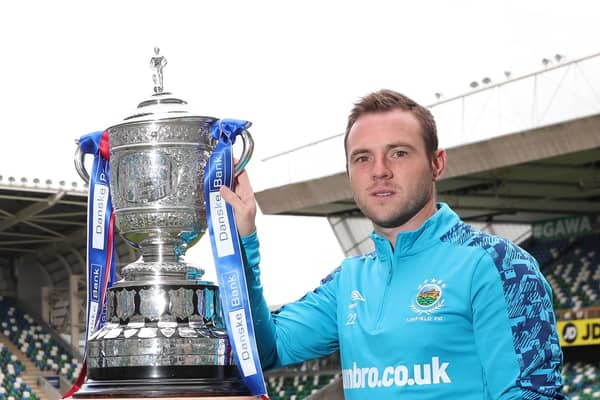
top-left (346, 109), bottom-right (439, 230)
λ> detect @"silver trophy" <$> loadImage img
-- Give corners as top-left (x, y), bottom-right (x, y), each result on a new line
top-left (74, 48), bottom-right (253, 397)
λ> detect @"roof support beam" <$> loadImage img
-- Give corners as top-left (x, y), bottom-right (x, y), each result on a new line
top-left (438, 194), bottom-right (600, 214)
top-left (0, 190), bottom-right (65, 233)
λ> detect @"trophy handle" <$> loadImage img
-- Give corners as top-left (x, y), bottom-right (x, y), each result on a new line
top-left (74, 141), bottom-right (90, 184)
top-left (75, 129), bottom-right (252, 183)
top-left (233, 129), bottom-right (254, 176)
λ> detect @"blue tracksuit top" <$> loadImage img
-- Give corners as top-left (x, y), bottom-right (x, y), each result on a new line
top-left (241, 203), bottom-right (566, 399)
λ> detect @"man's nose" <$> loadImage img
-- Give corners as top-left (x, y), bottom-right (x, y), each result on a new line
top-left (372, 157), bottom-right (392, 179)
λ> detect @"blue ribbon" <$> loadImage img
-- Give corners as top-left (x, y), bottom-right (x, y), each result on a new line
top-left (80, 131), bottom-right (117, 347)
top-left (64, 131), bottom-right (117, 398)
top-left (204, 119), bottom-right (268, 397)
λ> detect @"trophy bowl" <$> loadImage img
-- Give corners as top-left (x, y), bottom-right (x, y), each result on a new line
top-left (72, 49), bottom-right (254, 398)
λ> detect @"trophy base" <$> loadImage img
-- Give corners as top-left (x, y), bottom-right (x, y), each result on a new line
top-left (72, 376), bottom-right (250, 398)
top-left (87, 365), bottom-right (241, 381)
top-left (74, 365), bottom-right (250, 398)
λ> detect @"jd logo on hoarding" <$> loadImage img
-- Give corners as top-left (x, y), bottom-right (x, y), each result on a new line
top-left (562, 321), bottom-right (600, 344)
top-left (562, 323), bottom-right (577, 344)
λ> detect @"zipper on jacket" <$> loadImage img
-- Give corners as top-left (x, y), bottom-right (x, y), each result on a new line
top-left (374, 253), bottom-right (393, 331)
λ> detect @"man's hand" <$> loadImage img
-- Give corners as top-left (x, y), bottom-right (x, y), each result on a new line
top-left (219, 169), bottom-right (257, 237)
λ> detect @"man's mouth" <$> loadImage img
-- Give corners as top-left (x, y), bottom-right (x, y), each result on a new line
top-left (371, 190), bottom-right (394, 197)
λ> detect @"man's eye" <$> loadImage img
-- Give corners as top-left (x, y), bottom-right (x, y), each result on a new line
top-left (352, 155), bottom-right (369, 164)
top-left (392, 150), bottom-right (407, 158)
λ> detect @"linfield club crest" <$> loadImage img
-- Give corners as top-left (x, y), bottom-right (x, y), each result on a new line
top-left (410, 278), bottom-right (446, 315)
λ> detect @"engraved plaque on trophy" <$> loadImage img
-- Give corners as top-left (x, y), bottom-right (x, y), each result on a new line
top-left (73, 48), bottom-right (254, 398)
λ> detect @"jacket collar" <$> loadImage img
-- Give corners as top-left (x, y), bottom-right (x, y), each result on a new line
top-left (370, 203), bottom-right (461, 260)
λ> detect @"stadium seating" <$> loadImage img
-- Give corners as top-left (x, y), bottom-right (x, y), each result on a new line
top-left (0, 343), bottom-right (37, 399)
top-left (562, 361), bottom-right (600, 398)
top-left (266, 373), bottom-right (340, 400)
top-left (0, 297), bottom-right (82, 384)
top-left (264, 353), bottom-right (342, 399)
top-left (528, 234), bottom-right (600, 312)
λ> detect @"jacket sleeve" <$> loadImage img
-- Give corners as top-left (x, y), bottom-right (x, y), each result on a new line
top-left (471, 243), bottom-right (566, 399)
top-left (240, 230), bottom-right (340, 370)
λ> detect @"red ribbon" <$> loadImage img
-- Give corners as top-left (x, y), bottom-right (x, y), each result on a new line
top-left (99, 130), bottom-right (110, 160)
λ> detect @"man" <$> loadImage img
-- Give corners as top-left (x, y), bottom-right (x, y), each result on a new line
top-left (220, 89), bottom-right (566, 399)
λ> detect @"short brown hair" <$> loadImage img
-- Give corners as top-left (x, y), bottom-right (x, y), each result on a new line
top-left (344, 89), bottom-right (438, 160)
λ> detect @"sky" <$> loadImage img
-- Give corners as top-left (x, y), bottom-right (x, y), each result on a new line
top-left (1, 0), bottom-right (599, 305)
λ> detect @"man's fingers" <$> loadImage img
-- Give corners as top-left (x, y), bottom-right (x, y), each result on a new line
top-left (219, 183), bottom-right (257, 237)
top-left (220, 185), bottom-right (242, 208)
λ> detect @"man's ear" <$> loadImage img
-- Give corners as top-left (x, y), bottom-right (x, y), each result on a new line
top-left (431, 149), bottom-right (447, 181)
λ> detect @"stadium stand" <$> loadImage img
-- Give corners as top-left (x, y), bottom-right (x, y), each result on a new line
top-left (562, 361), bottom-right (600, 398)
top-left (0, 297), bottom-right (81, 382)
top-left (528, 233), bottom-right (600, 317)
top-left (265, 374), bottom-right (339, 400)
top-left (264, 353), bottom-right (342, 400)
top-left (0, 342), bottom-right (37, 399)
top-left (526, 232), bottom-right (600, 397)
top-left (0, 296), bottom-right (82, 399)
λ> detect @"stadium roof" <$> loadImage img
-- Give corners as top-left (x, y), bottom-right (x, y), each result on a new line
top-left (255, 113), bottom-right (600, 224)
top-left (0, 182), bottom-right (134, 286)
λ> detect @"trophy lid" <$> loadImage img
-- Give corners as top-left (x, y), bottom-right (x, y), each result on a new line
top-left (111, 47), bottom-right (215, 126)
